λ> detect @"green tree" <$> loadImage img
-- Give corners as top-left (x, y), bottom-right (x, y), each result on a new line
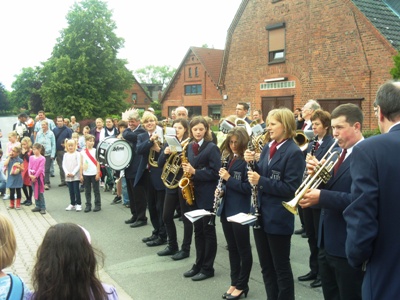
top-left (134, 65), bottom-right (176, 89)
top-left (10, 67), bottom-right (43, 112)
top-left (390, 51), bottom-right (400, 79)
top-left (0, 83), bottom-right (11, 112)
top-left (40, 0), bottom-right (133, 119)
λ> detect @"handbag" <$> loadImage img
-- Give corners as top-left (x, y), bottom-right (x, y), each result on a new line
top-left (11, 163), bottom-right (21, 175)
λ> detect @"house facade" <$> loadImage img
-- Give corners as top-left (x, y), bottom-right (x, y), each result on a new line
top-left (161, 47), bottom-right (224, 121)
top-left (124, 76), bottom-right (153, 112)
top-left (218, 0), bottom-right (400, 130)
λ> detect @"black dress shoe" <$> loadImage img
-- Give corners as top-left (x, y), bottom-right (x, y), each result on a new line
top-left (58, 183), bottom-right (67, 187)
top-left (125, 217), bottom-right (137, 224)
top-left (24, 201), bottom-right (32, 206)
top-left (142, 234), bottom-right (158, 243)
top-left (84, 207), bottom-right (91, 213)
top-left (157, 246), bottom-right (178, 256)
top-left (191, 272), bottom-right (214, 281)
top-left (298, 271), bottom-right (317, 281)
top-left (146, 237), bottom-right (166, 247)
top-left (171, 250), bottom-right (190, 261)
top-left (294, 227), bottom-right (305, 234)
top-left (130, 220), bottom-right (147, 228)
top-left (93, 207), bottom-right (101, 212)
top-left (222, 292), bottom-right (231, 299)
top-left (183, 265), bottom-right (200, 278)
top-left (226, 288), bottom-right (249, 300)
top-left (310, 278), bottom-right (322, 288)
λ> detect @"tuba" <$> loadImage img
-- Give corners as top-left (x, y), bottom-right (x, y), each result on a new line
top-left (282, 140), bottom-right (339, 214)
top-left (161, 138), bottom-right (191, 189)
top-left (178, 142), bottom-right (195, 205)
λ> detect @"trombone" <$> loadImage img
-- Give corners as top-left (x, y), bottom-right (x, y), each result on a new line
top-left (282, 140), bottom-right (339, 214)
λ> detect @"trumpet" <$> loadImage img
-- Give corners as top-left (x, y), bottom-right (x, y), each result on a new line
top-left (282, 140), bottom-right (339, 214)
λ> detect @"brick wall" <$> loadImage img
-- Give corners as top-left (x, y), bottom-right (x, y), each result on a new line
top-left (221, 0), bottom-right (397, 130)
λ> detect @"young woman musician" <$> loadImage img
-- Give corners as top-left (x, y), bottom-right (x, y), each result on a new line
top-left (215, 127), bottom-right (252, 300)
top-left (245, 108), bottom-right (305, 300)
top-left (157, 119), bottom-right (193, 259)
top-left (182, 116), bottom-right (221, 281)
top-left (298, 109), bottom-right (335, 288)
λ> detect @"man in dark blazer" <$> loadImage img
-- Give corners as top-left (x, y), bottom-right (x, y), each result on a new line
top-left (344, 81), bottom-right (400, 300)
top-left (299, 103), bottom-right (364, 300)
top-left (122, 111), bottom-right (146, 227)
top-left (134, 112), bottom-right (167, 246)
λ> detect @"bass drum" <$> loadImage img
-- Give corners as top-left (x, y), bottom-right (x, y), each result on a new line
top-left (96, 137), bottom-right (132, 171)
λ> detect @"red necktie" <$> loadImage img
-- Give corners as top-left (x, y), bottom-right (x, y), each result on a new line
top-left (333, 149), bottom-right (347, 176)
top-left (192, 142), bottom-right (199, 156)
top-left (269, 141), bottom-right (278, 159)
top-left (228, 155), bottom-right (237, 170)
top-left (301, 123), bottom-right (307, 130)
top-left (314, 142), bottom-right (320, 151)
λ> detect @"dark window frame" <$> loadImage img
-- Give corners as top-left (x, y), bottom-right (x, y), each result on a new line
top-left (184, 84), bottom-right (202, 95)
top-left (266, 22), bottom-right (286, 64)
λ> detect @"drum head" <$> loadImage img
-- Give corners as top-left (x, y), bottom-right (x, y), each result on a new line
top-left (97, 137), bottom-right (132, 170)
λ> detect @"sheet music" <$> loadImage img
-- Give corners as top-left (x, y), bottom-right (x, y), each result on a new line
top-left (184, 209), bottom-right (213, 223)
top-left (227, 212), bottom-right (257, 225)
top-left (164, 136), bottom-right (183, 152)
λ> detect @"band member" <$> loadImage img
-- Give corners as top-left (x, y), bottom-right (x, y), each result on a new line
top-left (298, 109), bottom-right (335, 288)
top-left (157, 119), bottom-right (193, 260)
top-left (216, 127), bottom-right (252, 300)
top-left (344, 81), bottom-right (400, 299)
top-left (245, 108), bottom-right (305, 300)
top-left (182, 116), bottom-right (221, 281)
top-left (135, 112), bottom-right (167, 246)
top-left (299, 104), bottom-right (364, 300)
top-left (122, 111), bottom-right (146, 227)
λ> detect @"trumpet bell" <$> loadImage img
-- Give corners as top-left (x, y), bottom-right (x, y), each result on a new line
top-left (281, 200), bottom-right (298, 215)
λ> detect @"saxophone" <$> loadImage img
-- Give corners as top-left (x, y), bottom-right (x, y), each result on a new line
top-left (178, 141), bottom-right (195, 205)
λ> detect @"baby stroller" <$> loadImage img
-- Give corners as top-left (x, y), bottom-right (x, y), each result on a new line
top-left (102, 166), bottom-right (116, 194)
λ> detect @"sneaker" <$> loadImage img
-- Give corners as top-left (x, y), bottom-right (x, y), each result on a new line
top-left (65, 204), bottom-right (75, 211)
top-left (3, 194), bottom-right (10, 200)
top-left (75, 204), bottom-right (82, 211)
top-left (40, 209), bottom-right (46, 214)
top-left (112, 196), bottom-right (122, 204)
top-left (100, 182), bottom-right (105, 188)
top-left (44, 184), bottom-right (50, 190)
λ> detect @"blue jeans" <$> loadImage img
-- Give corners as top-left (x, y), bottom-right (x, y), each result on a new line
top-left (122, 178), bottom-right (129, 205)
top-left (67, 180), bottom-right (81, 206)
top-left (32, 182), bottom-right (46, 209)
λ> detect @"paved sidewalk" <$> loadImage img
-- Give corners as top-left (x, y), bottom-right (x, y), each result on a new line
top-left (1, 198), bottom-right (132, 300)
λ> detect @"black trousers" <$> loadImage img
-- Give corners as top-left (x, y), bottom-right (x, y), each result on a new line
top-left (318, 248), bottom-right (363, 300)
top-left (126, 177), bottom-right (138, 219)
top-left (22, 185), bottom-right (32, 201)
top-left (147, 184), bottom-right (166, 239)
top-left (132, 171), bottom-right (149, 222)
top-left (221, 215), bottom-right (252, 290)
top-left (253, 229), bottom-right (294, 300)
top-left (163, 190), bottom-right (193, 251)
top-left (193, 215), bottom-right (217, 276)
top-left (303, 207), bottom-right (321, 275)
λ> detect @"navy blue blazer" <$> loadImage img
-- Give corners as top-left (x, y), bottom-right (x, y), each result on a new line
top-left (122, 125), bottom-right (146, 179)
top-left (317, 147), bottom-right (352, 258)
top-left (134, 132), bottom-right (164, 191)
top-left (255, 138), bottom-right (305, 235)
top-left (344, 124), bottom-right (400, 300)
top-left (216, 158), bottom-right (252, 217)
top-left (187, 141), bottom-right (220, 210)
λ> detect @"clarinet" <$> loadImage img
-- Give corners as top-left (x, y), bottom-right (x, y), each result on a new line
top-left (302, 135), bottom-right (319, 181)
top-left (208, 154), bottom-right (229, 226)
top-left (247, 141), bottom-right (261, 229)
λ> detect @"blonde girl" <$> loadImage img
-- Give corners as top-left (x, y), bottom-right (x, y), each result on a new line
top-left (63, 139), bottom-right (82, 211)
top-left (20, 137), bottom-right (33, 206)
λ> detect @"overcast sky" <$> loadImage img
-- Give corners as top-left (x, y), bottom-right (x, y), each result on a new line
top-left (0, 0), bottom-right (242, 91)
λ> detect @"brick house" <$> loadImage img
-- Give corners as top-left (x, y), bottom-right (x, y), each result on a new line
top-left (218, 0), bottom-right (400, 130)
top-left (124, 75), bottom-right (153, 112)
top-left (161, 47), bottom-right (224, 120)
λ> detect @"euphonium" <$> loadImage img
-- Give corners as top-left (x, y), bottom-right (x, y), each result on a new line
top-left (148, 124), bottom-right (166, 167)
top-left (178, 142), bottom-right (195, 205)
top-left (282, 140), bottom-right (339, 214)
top-left (161, 138), bottom-right (191, 189)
